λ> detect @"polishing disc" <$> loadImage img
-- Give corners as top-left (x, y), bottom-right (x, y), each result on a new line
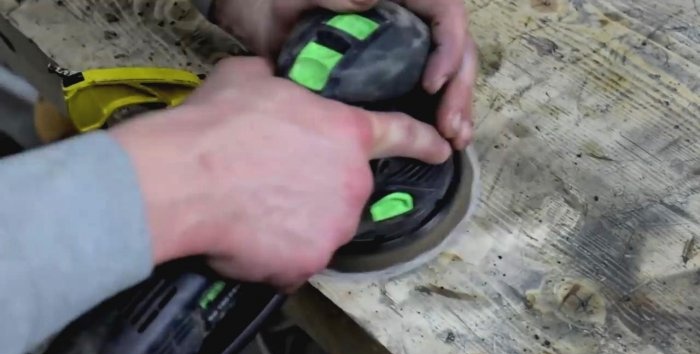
top-left (318, 144), bottom-right (481, 280)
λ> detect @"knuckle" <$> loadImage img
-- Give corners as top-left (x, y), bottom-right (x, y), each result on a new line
top-left (300, 248), bottom-right (332, 276)
top-left (401, 116), bottom-right (420, 145)
top-left (213, 56), bottom-right (239, 72)
top-left (343, 163), bottom-right (373, 208)
top-left (326, 223), bottom-right (355, 256)
top-left (322, 214), bottom-right (360, 255)
top-left (338, 108), bottom-right (374, 152)
top-left (342, 162), bottom-right (373, 195)
top-left (213, 56), bottom-right (269, 75)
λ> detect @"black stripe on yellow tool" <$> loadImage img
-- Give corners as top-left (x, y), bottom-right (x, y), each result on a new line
top-left (50, 64), bottom-right (201, 132)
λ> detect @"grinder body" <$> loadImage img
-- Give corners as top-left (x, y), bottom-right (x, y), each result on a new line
top-left (276, 2), bottom-right (461, 274)
top-left (42, 2), bottom-right (466, 354)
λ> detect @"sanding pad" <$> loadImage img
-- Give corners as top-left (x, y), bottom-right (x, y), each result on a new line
top-left (319, 145), bottom-right (481, 280)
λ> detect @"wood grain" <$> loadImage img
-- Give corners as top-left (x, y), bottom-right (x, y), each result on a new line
top-left (0, 0), bottom-right (247, 112)
top-left (2, 0), bottom-right (699, 353)
top-left (312, 0), bottom-right (700, 353)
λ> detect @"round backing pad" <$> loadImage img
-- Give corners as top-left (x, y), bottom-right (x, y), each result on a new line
top-left (319, 145), bottom-right (480, 280)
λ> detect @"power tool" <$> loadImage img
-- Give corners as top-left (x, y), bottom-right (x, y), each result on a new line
top-left (40, 1), bottom-right (479, 354)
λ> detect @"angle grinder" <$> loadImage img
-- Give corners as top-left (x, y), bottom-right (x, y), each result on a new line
top-left (276, 2), bottom-right (477, 277)
top-left (40, 2), bottom-right (478, 354)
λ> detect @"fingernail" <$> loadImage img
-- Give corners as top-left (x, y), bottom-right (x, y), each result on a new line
top-left (450, 112), bottom-right (462, 134)
top-left (458, 124), bottom-right (473, 148)
top-left (432, 75), bottom-right (448, 93)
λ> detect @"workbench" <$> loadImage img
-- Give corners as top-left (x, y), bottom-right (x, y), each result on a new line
top-left (2, 0), bottom-right (699, 353)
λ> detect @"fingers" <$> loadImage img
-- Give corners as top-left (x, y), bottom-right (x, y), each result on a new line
top-left (313, 0), bottom-right (379, 11)
top-left (436, 34), bottom-right (479, 149)
top-left (399, 0), bottom-right (468, 94)
top-left (185, 57), bottom-right (275, 103)
top-left (213, 56), bottom-right (276, 81)
top-left (364, 111), bottom-right (452, 164)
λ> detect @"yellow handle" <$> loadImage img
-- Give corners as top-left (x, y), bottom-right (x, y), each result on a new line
top-left (63, 67), bottom-right (201, 132)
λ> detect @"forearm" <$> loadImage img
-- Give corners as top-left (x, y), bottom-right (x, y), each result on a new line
top-left (0, 131), bottom-right (154, 354)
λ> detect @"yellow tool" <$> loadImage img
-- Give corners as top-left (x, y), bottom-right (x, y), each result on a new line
top-left (53, 66), bottom-right (201, 132)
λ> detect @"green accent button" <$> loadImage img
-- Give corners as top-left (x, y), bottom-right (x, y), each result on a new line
top-left (370, 192), bottom-right (414, 222)
top-left (326, 14), bottom-right (380, 40)
top-left (199, 281), bottom-right (226, 310)
top-left (289, 42), bottom-right (343, 91)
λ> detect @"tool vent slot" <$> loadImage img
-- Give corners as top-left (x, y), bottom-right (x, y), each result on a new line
top-left (120, 278), bottom-right (164, 319)
top-left (316, 28), bottom-right (352, 54)
top-left (135, 286), bottom-right (177, 333)
top-left (173, 315), bottom-right (194, 345)
top-left (119, 277), bottom-right (178, 332)
top-left (376, 159), bottom-right (435, 183)
top-left (151, 312), bottom-right (196, 354)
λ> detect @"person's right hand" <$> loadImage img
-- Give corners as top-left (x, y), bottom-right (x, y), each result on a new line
top-left (212, 0), bottom-right (478, 150)
top-left (109, 57), bottom-right (451, 292)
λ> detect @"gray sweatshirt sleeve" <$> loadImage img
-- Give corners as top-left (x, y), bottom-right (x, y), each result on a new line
top-left (0, 131), bottom-right (155, 354)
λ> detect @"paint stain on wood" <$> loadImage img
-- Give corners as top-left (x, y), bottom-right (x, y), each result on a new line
top-left (512, 123), bottom-right (533, 138)
top-left (415, 285), bottom-right (477, 301)
top-left (445, 331), bottom-right (456, 344)
top-left (103, 30), bottom-right (118, 40)
top-left (439, 252), bottom-right (464, 263)
top-left (479, 44), bottom-right (504, 77)
top-left (531, 0), bottom-right (559, 13)
top-left (524, 35), bottom-right (561, 58)
top-left (682, 236), bottom-right (696, 265)
top-left (556, 281), bottom-right (607, 326)
top-left (582, 141), bottom-right (615, 161)
top-left (526, 277), bottom-right (607, 329)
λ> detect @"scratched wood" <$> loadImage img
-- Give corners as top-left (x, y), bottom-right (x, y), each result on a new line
top-left (313, 0), bottom-right (700, 353)
top-left (0, 0), bottom-right (246, 70)
top-left (3, 0), bottom-right (700, 354)
top-left (0, 0), bottom-right (246, 112)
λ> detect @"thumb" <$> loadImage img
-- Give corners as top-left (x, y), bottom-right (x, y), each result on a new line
top-left (365, 111), bottom-right (452, 164)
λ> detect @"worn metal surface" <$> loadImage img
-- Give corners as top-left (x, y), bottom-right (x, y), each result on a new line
top-left (1, 0), bottom-right (699, 353)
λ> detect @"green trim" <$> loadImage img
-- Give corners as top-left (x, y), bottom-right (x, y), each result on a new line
top-left (289, 42), bottom-right (343, 91)
top-left (326, 14), bottom-right (380, 40)
top-left (370, 192), bottom-right (414, 222)
top-left (199, 281), bottom-right (226, 309)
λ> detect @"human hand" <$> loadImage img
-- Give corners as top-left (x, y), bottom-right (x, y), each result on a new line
top-left (109, 57), bottom-right (450, 292)
top-left (212, 0), bottom-right (478, 150)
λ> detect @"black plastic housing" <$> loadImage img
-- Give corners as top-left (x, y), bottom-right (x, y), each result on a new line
top-left (277, 1), bottom-right (456, 250)
top-left (44, 260), bottom-right (284, 354)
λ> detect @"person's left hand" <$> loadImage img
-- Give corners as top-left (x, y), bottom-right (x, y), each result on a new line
top-left (212, 0), bottom-right (478, 150)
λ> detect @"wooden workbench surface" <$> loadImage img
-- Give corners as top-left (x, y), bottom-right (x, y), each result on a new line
top-left (2, 1), bottom-right (699, 353)
top-left (313, 0), bottom-right (700, 353)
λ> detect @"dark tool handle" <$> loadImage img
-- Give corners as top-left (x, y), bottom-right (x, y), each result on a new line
top-left (275, 2), bottom-right (456, 268)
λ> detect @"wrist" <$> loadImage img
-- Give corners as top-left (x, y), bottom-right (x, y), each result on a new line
top-left (108, 107), bottom-right (217, 266)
